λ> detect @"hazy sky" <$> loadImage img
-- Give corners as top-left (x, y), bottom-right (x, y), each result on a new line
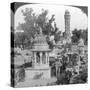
top-left (15, 4), bottom-right (88, 32)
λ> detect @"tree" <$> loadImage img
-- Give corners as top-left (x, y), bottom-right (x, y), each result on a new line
top-left (17, 8), bottom-right (56, 36)
top-left (16, 8), bottom-right (57, 48)
top-left (71, 29), bottom-right (82, 43)
top-left (81, 29), bottom-right (88, 45)
top-left (17, 8), bottom-right (38, 38)
top-left (71, 28), bottom-right (88, 45)
top-left (14, 32), bottom-right (31, 48)
top-left (54, 31), bottom-right (61, 43)
top-left (68, 53), bottom-right (78, 67)
top-left (70, 68), bottom-right (87, 84)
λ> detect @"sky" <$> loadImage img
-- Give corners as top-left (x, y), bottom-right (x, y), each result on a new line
top-left (15, 4), bottom-right (88, 32)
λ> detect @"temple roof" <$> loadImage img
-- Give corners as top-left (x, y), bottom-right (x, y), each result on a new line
top-left (34, 34), bottom-right (48, 45)
top-left (31, 28), bottom-right (51, 51)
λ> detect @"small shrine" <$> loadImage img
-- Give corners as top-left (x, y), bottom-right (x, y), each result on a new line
top-left (25, 27), bottom-right (51, 79)
top-left (32, 27), bottom-right (51, 68)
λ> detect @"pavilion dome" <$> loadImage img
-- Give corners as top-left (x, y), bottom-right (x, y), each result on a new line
top-left (34, 34), bottom-right (48, 45)
top-left (31, 28), bottom-right (51, 51)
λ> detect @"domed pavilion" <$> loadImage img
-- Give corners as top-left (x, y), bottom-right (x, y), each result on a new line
top-left (25, 27), bottom-right (51, 79)
top-left (31, 27), bottom-right (51, 69)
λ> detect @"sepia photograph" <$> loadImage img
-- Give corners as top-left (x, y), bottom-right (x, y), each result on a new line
top-left (11, 2), bottom-right (88, 88)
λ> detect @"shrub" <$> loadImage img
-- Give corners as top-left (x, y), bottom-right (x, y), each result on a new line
top-left (70, 70), bottom-right (88, 84)
top-left (56, 71), bottom-right (72, 85)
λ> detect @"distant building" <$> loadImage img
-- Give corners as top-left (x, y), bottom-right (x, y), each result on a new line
top-left (54, 10), bottom-right (71, 50)
top-left (64, 10), bottom-right (71, 39)
top-left (64, 10), bottom-right (71, 43)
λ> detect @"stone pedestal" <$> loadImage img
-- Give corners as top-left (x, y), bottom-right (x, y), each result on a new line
top-left (25, 67), bottom-right (51, 80)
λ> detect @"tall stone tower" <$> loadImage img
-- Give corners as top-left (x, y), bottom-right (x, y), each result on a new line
top-left (64, 10), bottom-right (71, 42)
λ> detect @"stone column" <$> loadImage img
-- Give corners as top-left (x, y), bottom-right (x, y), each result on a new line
top-left (45, 52), bottom-right (48, 64)
top-left (40, 52), bottom-right (42, 64)
top-left (47, 53), bottom-right (49, 64)
top-left (34, 52), bottom-right (36, 64)
top-left (67, 55), bottom-right (69, 63)
top-left (56, 65), bottom-right (57, 78)
top-left (77, 55), bottom-right (81, 75)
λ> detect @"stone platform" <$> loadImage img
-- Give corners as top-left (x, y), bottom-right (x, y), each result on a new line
top-left (25, 66), bottom-right (51, 80)
top-left (15, 77), bottom-right (57, 87)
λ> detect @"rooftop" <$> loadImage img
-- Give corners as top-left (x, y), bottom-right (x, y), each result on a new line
top-left (31, 27), bottom-right (51, 51)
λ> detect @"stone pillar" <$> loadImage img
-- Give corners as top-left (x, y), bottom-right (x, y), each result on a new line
top-left (56, 66), bottom-right (57, 78)
top-left (47, 53), bottom-right (49, 64)
top-left (34, 52), bottom-right (36, 64)
top-left (40, 52), bottom-right (42, 64)
top-left (45, 52), bottom-right (48, 64)
top-left (67, 55), bottom-right (69, 63)
top-left (77, 55), bottom-right (81, 75)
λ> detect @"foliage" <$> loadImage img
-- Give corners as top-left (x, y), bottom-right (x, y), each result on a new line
top-left (68, 53), bottom-right (78, 67)
top-left (17, 8), bottom-right (55, 36)
top-left (15, 8), bottom-right (56, 48)
top-left (81, 29), bottom-right (88, 45)
top-left (15, 67), bottom-right (25, 85)
top-left (71, 29), bottom-right (82, 43)
top-left (70, 68), bottom-right (88, 84)
top-left (14, 32), bottom-right (31, 48)
top-left (60, 55), bottom-right (68, 73)
top-left (56, 47), bottom-right (88, 85)
top-left (54, 31), bottom-right (61, 43)
top-left (56, 52), bottom-right (80, 84)
top-left (71, 28), bottom-right (88, 45)
top-left (56, 70), bottom-right (72, 84)
top-left (15, 8), bottom-right (64, 48)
